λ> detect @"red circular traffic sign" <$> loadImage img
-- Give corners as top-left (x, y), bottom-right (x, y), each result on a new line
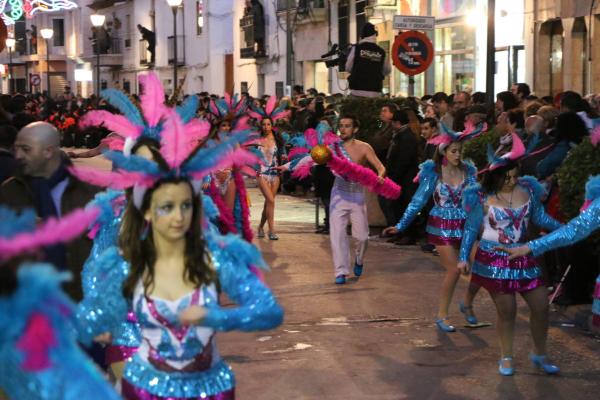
top-left (391, 30), bottom-right (434, 76)
top-left (30, 74), bottom-right (41, 86)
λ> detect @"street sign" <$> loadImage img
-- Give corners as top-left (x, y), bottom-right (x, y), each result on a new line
top-left (30, 74), bottom-right (41, 86)
top-left (391, 30), bottom-right (434, 76)
top-left (393, 15), bottom-right (435, 31)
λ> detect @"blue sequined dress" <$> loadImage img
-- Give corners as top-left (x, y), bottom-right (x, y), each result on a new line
top-left (0, 264), bottom-right (120, 400)
top-left (78, 232), bottom-right (283, 399)
top-left (395, 160), bottom-right (477, 246)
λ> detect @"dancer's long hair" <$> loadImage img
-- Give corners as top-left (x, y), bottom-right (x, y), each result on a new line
top-left (481, 162), bottom-right (520, 195)
top-left (432, 142), bottom-right (466, 174)
top-left (120, 178), bottom-right (215, 299)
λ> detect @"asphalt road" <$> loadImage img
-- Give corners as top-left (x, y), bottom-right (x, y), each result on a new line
top-left (222, 186), bottom-right (600, 400)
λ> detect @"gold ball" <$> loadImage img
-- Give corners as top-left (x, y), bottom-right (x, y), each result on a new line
top-left (310, 144), bottom-right (332, 165)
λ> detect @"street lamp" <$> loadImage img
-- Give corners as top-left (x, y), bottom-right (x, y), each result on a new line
top-left (40, 28), bottom-right (54, 97)
top-left (5, 37), bottom-right (15, 94)
top-left (166, 0), bottom-right (183, 97)
top-left (90, 13), bottom-right (106, 96)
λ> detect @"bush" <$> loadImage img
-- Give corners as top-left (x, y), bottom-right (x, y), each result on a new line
top-left (556, 138), bottom-right (600, 251)
top-left (462, 128), bottom-right (500, 170)
top-left (338, 97), bottom-right (407, 142)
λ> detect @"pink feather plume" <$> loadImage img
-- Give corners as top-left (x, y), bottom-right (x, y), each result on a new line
top-left (100, 135), bottom-right (125, 151)
top-left (68, 166), bottom-right (154, 190)
top-left (247, 110), bottom-right (264, 121)
top-left (207, 181), bottom-right (237, 234)
top-left (139, 72), bottom-right (166, 127)
top-left (0, 207), bottom-right (100, 261)
top-left (323, 132), bottom-right (341, 146)
top-left (304, 128), bottom-right (319, 147)
top-left (291, 156), bottom-right (316, 179)
top-left (80, 110), bottom-right (143, 139)
top-left (233, 171), bottom-right (254, 242)
top-left (228, 148), bottom-right (261, 168)
top-left (161, 109), bottom-right (193, 168)
top-left (502, 132), bottom-right (526, 161)
top-left (209, 100), bottom-right (220, 117)
top-left (224, 93), bottom-right (233, 108)
top-left (427, 134), bottom-right (452, 146)
top-left (184, 119), bottom-right (211, 153)
top-left (265, 95), bottom-right (277, 116)
top-left (271, 109), bottom-right (291, 122)
top-left (327, 156), bottom-right (402, 199)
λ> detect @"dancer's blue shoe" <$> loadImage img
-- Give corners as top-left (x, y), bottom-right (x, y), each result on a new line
top-left (459, 301), bottom-right (478, 325)
top-left (353, 260), bottom-right (363, 277)
top-left (435, 318), bottom-right (456, 332)
top-left (335, 275), bottom-right (346, 285)
top-left (529, 354), bottom-right (560, 375)
top-left (498, 357), bottom-right (514, 376)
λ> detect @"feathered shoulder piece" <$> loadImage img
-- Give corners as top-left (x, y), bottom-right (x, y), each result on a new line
top-left (486, 132), bottom-right (526, 171)
top-left (518, 176), bottom-right (547, 202)
top-left (415, 160), bottom-right (438, 183)
top-left (0, 207), bottom-right (100, 262)
top-left (248, 95), bottom-right (291, 122)
top-left (463, 159), bottom-right (478, 182)
top-left (462, 183), bottom-right (484, 212)
top-left (207, 231), bottom-right (268, 272)
top-left (429, 120), bottom-right (487, 147)
top-left (87, 190), bottom-right (126, 239)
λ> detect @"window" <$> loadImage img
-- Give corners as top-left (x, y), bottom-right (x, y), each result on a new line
top-left (123, 80), bottom-right (131, 93)
top-left (338, 0), bottom-right (349, 49)
top-left (241, 81), bottom-right (248, 93)
top-left (52, 19), bottom-right (64, 47)
top-left (125, 15), bottom-right (131, 48)
top-left (355, 0), bottom-right (367, 41)
top-left (275, 81), bottom-right (284, 98)
top-left (197, 0), bottom-right (204, 35)
top-left (433, 24), bottom-right (475, 93)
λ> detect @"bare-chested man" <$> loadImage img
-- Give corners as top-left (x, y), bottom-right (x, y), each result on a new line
top-left (330, 114), bottom-right (386, 284)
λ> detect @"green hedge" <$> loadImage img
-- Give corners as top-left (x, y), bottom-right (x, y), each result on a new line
top-left (462, 128), bottom-right (500, 170)
top-left (556, 138), bottom-right (600, 251)
top-left (338, 97), bottom-right (407, 142)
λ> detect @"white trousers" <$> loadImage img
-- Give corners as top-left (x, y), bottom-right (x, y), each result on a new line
top-left (329, 182), bottom-right (369, 277)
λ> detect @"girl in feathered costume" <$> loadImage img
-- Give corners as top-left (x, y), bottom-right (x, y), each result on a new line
top-left (77, 73), bottom-right (214, 381)
top-left (382, 120), bottom-right (487, 332)
top-left (499, 133), bottom-right (600, 329)
top-left (205, 94), bottom-right (257, 242)
top-left (75, 89), bottom-right (283, 399)
top-left (458, 133), bottom-right (563, 376)
top-left (247, 95), bottom-right (291, 240)
top-left (0, 206), bottom-right (121, 400)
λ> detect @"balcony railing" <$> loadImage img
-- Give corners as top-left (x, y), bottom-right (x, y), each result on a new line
top-left (167, 35), bottom-right (185, 65)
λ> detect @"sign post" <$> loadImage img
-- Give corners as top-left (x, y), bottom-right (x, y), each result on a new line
top-left (391, 30), bottom-right (434, 96)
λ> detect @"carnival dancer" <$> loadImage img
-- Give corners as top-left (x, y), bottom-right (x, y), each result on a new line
top-left (248, 96), bottom-right (291, 240)
top-left (0, 206), bottom-right (121, 400)
top-left (77, 72), bottom-right (212, 381)
top-left (382, 120), bottom-right (487, 331)
top-left (328, 115), bottom-right (386, 284)
top-left (500, 175), bottom-right (600, 330)
top-left (458, 133), bottom-right (563, 376)
top-left (75, 91), bottom-right (282, 399)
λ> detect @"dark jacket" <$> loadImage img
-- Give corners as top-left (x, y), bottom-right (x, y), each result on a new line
top-left (348, 41), bottom-right (386, 92)
top-left (385, 126), bottom-right (419, 187)
top-left (371, 122), bottom-right (394, 163)
top-left (0, 171), bottom-right (100, 300)
top-left (0, 149), bottom-right (17, 184)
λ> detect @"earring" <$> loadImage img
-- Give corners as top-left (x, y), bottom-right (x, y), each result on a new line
top-left (140, 220), bottom-right (150, 240)
top-left (442, 156), bottom-right (449, 166)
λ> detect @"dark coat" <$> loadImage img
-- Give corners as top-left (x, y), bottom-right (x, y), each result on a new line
top-left (0, 149), bottom-right (18, 185)
top-left (370, 122), bottom-right (394, 163)
top-left (0, 171), bottom-right (100, 301)
top-left (385, 126), bottom-right (419, 188)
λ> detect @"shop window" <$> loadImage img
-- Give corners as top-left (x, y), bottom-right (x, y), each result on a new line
top-left (549, 21), bottom-right (564, 95)
top-left (572, 18), bottom-right (587, 94)
top-left (434, 24), bottom-right (475, 93)
top-left (53, 19), bottom-right (65, 47)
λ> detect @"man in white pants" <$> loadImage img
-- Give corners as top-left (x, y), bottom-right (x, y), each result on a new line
top-left (330, 114), bottom-right (386, 284)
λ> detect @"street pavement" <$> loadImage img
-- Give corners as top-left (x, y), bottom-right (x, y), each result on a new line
top-left (222, 185), bottom-right (600, 400)
top-left (72, 153), bottom-right (600, 399)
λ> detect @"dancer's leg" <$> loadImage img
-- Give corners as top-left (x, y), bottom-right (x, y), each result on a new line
top-left (265, 177), bottom-right (280, 234)
top-left (224, 178), bottom-right (236, 211)
top-left (490, 292), bottom-right (517, 361)
top-left (257, 176), bottom-right (274, 231)
top-left (521, 286), bottom-right (550, 356)
top-left (436, 245), bottom-right (461, 320)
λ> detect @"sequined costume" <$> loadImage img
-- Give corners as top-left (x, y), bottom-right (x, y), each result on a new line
top-left (395, 159), bottom-right (477, 247)
top-left (526, 176), bottom-right (600, 326)
top-left (78, 232), bottom-right (283, 400)
top-left (460, 176), bottom-right (562, 293)
top-left (257, 143), bottom-right (280, 183)
top-left (0, 264), bottom-right (120, 400)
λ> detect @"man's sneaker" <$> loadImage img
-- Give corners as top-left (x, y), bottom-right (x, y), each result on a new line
top-left (335, 275), bottom-right (346, 284)
top-left (353, 261), bottom-right (363, 277)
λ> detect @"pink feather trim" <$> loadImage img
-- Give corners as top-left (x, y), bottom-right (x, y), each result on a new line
top-left (502, 132), bottom-right (526, 161)
top-left (228, 148), bottom-right (261, 169)
top-left (207, 181), bottom-right (236, 234)
top-left (16, 312), bottom-right (57, 371)
top-left (323, 132), bottom-right (341, 145)
top-left (224, 93), bottom-right (233, 108)
top-left (209, 101), bottom-right (220, 117)
top-left (327, 156), bottom-right (402, 199)
top-left (139, 72), bottom-right (166, 127)
top-left (234, 115), bottom-right (251, 131)
top-left (233, 170), bottom-right (254, 242)
top-left (248, 265), bottom-right (265, 283)
top-left (288, 147), bottom-right (310, 159)
top-left (580, 199), bottom-right (593, 212)
top-left (0, 208), bottom-right (100, 261)
top-left (80, 111), bottom-right (143, 139)
top-left (291, 157), bottom-right (315, 179)
top-left (427, 134), bottom-right (452, 146)
top-left (271, 110), bottom-right (291, 121)
top-left (161, 109), bottom-right (191, 169)
top-left (247, 110), bottom-right (264, 121)
top-left (591, 125), bottom-right (600, 147)
top-left (100, 135), bottom-right (125, 151)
